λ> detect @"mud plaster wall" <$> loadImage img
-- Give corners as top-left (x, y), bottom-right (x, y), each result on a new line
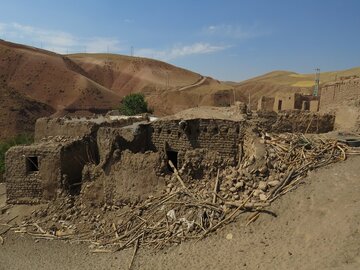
top-left (212, 90), bottom-right (234, 107)
top-left (60, 137), bottom-right (99, 188)
top-left (266, 111), bottom-right (334, 133)
top-left (319, 78), bottom-right (360, 110)
top-left (94, 127), bottom-right (163, 204)
top-left (257, 96), bottom-right (275, 111)
top-left (35, 118), bottom-right (97, 142)
top-left (309, 100), bottom-right (319, 112)
top-left (5, 137), bottom-right (97, 202)
top-left (149, 119), bottom-right (245, 167)
top-left (5, 145), bottom-right (61, 202)
top-left (102, 151), bottom-right (165, 204)
top-left (96, 125), bottom-right (148, 167)
top-left (35, 116), bottom-right (147, 142)
top-left (273, 93), bottom-right (297, 112)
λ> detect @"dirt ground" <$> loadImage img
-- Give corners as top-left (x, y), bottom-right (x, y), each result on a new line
top-left (1, 156), bottom-right (360, 270)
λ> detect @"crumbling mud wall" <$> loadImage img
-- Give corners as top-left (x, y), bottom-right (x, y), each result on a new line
top-left (34, 115), bottom-right (147, 142)
top-left (149, 119), bottom-right (246, 168)
top-left (212, 90), bottom-right (234, 107)
top-left (5, 144), bottom-right (62, 203)
top-left (320, 77), bottom-right (360, 110)
top-left (96, 124), bottom-right (149, 168)
top-left (60, 137), bottom-right (98, 194)
top-left (88, 119), bottom-right (246, 203)
top-left (257, 96), bottom-right (275, 111)
top-left (257, 111), bottom-right (335, 133)
top-left (102, 150), bottom-right (165, 204)
top-left (81, 125), bottom-right (164, 205)
top-left (5, 136), bottom-right (97, 202)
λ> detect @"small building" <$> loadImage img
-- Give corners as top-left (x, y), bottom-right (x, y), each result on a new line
top-left (5, 136), bottom-right (97, 202)
top-left (257, 93), bottom-right (319, 112)
top-left (5, 115), bottom-right (148, 203)
top-left (273, 93), bottom-right (319, 112)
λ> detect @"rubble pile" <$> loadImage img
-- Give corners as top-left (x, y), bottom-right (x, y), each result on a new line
top-left (12, 133), bottom-right (360, 253)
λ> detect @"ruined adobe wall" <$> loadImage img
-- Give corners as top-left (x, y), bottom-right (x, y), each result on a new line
top-left (60, 136), bottom-right (99, 188)
top-left (35, 118), bottom-right (97, 142)
top-left (149, 119), bottom-right (246, 166)
top-left (319, 78), bottom-right (360, 110)
top-left (257, 111), bottom-right (335, 133)
top-left (5, 144), bottom-right (61, 203)
top-left (257, 96), bottom-right (275, 111)
top-left (96, 124), bottom-right (149, 167)
top-left (309, 100), bottom-right (319, 112)
top-left (34, 116), bottom-right (148, 142)
top-left (212, 90), bottom-right (234, 107)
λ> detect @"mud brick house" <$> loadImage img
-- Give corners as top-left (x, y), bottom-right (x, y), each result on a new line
top-left (257, 93), bottom-right (319, 112)
top-left (5, 115), bottom-right (148, 203)
top-left (5, 107), bottom-right (334, 204)
top-left (91, 115), bottom-right (247, 204)
top-left (5, 136), bottom-right (96, 202)
top-left (5, 111), bottom-right (247, 203)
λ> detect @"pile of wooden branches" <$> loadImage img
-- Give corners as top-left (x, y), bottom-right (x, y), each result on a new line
top-left (11, 133), bottom-right (360, 255)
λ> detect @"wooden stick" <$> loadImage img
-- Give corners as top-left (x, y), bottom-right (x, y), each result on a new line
top-left (168, 160), bottom-right (197, 200)
top-left (268, 169), bottom-right (295, 199)
top-left (199, 191), bottom-right (254, 240)
top-left (112, 223), bottom-right (119, 238)
top-left (245, 212), bottom-right (260, 226)
top-left (33, 223), bottom-right (46, 234)
top-left (0, 227), bottom-right (11, 236)
top-left (128, 238), bottom-right (139, 270)
top-left (212, 169), bottom-right (220, 204)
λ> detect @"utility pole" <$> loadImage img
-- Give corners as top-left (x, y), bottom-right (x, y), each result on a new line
top-left (248, 92), bottom-right (251, 112)
top-left (313, 68), bottom-right (320, 96)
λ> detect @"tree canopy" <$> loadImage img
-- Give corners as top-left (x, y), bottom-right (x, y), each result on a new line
top-left (119, 93), bottom-right (149, 116)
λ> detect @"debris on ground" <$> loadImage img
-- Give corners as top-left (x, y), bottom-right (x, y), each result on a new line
top-left (7, 133), bottom-right (360, 253)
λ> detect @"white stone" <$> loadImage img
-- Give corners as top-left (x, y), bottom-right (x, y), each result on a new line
top-left (258, 181), bottom-right (267, 191)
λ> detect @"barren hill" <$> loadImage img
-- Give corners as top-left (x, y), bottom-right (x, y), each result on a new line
top-left (0, 40), bottom-right (122, 113)
top-left (67, 53), bottom-right (202, 96)
top-left (67, 54), bottom-right (233, 115)
top-left (1, 39), bottom-right (359, 139)
top-left (0, 40), bottom-right (234, 139)
top-left (0, 83), bottom-right (54, 140)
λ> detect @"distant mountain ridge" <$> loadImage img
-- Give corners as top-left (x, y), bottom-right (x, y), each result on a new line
top-left (0, 39), bottom-right (359, 139)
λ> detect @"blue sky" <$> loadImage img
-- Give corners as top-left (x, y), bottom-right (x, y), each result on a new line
top-left (0, 0), bottom-right (359, 81)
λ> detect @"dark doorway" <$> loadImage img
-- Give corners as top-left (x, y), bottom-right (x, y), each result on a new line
top-left (303, 101), bottom-right (310, 111)
top-left (26, 156), bottom-right (39, 173)
top-left (278, 100), bottom-right (283, 111)
top-left (166, 150), bottom-right (178, 172)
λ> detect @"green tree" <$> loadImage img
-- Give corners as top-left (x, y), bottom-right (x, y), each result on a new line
top-left (119, 93), bottom-right (149, 116)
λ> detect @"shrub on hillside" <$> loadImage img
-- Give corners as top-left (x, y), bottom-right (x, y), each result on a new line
top-left (0, 134), bottom-right (33, 181)
top-left (119, 93), bottom-right (149, 116)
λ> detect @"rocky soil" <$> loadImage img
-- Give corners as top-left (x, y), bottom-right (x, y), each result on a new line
top-left (1, 154), bottom-right (360, 269)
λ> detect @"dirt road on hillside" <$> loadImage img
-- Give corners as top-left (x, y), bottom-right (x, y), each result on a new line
top-left (1, 156), bottom-right (360, 270)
